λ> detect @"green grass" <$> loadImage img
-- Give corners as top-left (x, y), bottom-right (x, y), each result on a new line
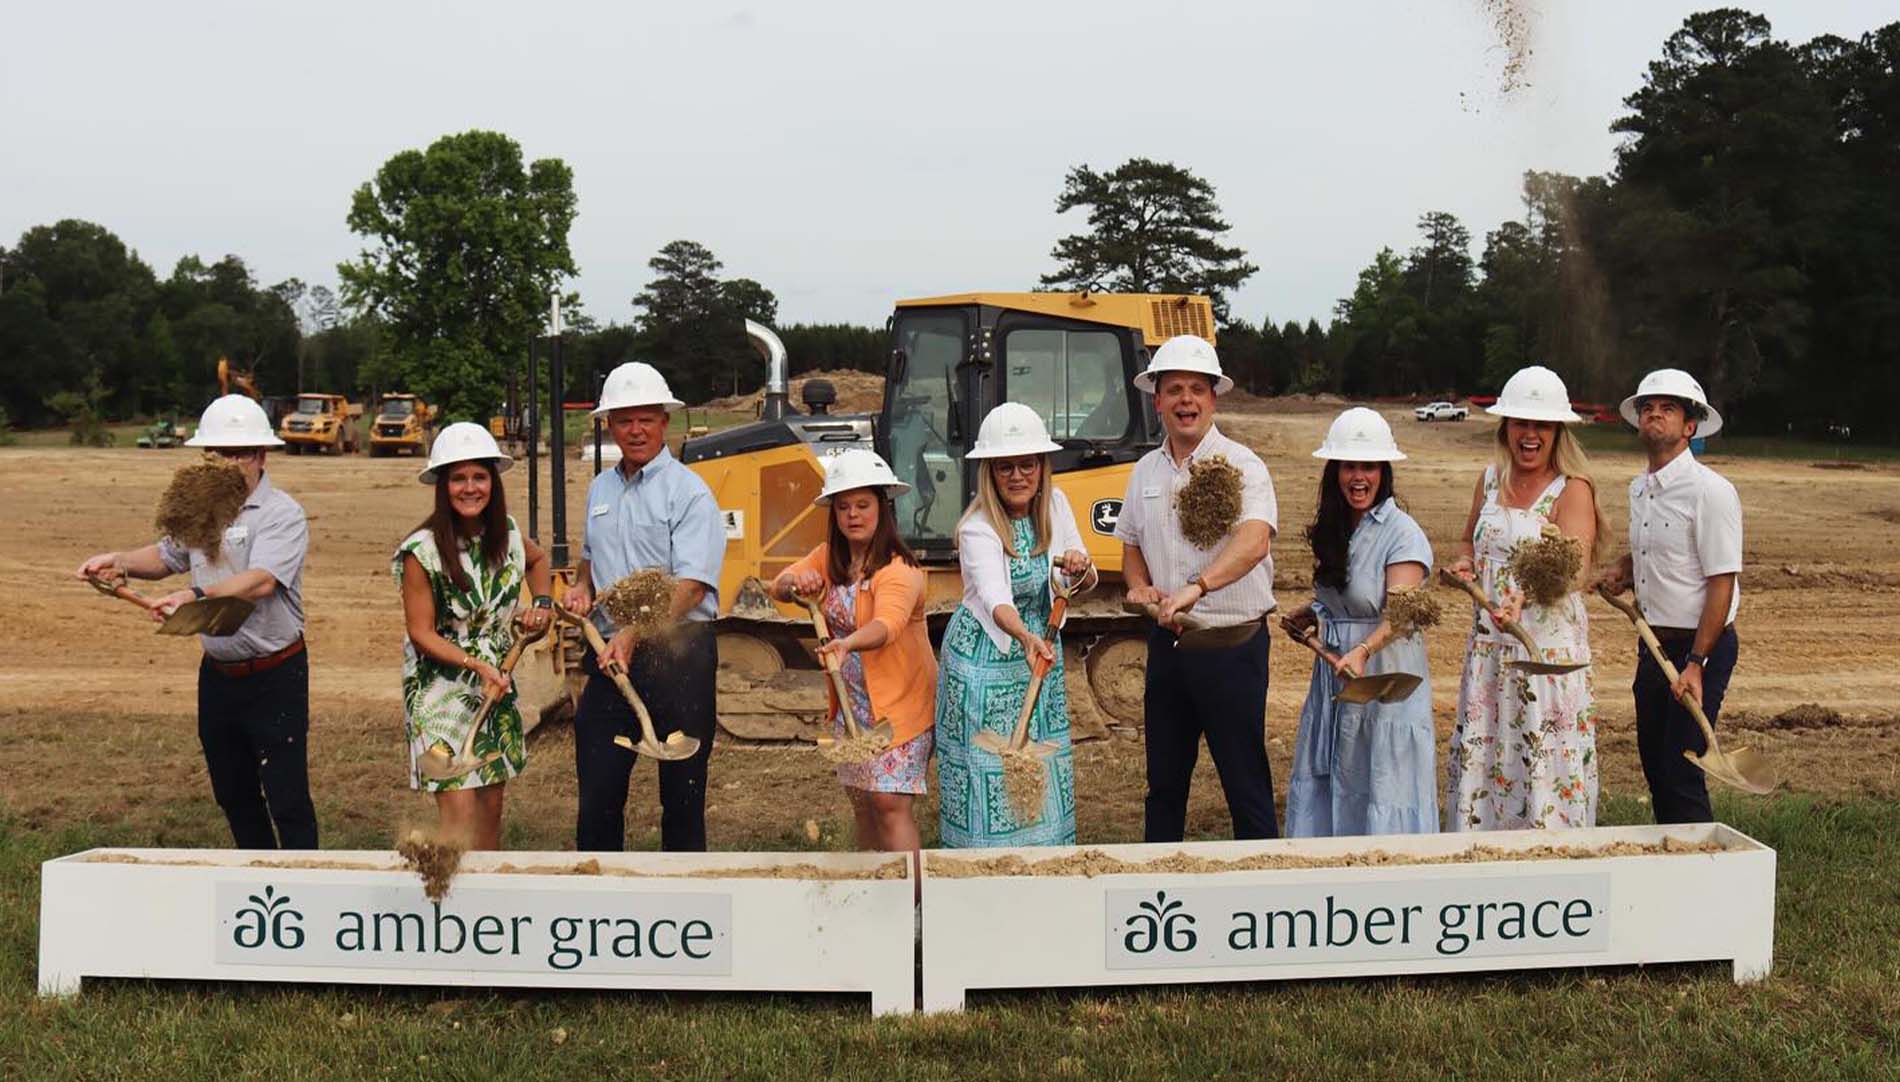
top-left (3, 794), bottom-right (1895, 1080)
top-left (1570, 424), bottom-right (1900, 463)
top-left (3, 423), bottom-right (149, 449)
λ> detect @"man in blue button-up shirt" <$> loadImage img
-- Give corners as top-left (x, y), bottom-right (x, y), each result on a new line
top-left (564, 362), bottom-right (725, 851)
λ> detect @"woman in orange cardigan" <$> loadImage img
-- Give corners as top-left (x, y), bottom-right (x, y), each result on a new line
top-left (771, 449), bottom-right (937, 854)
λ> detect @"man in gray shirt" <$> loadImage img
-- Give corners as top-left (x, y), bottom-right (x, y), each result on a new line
top-left (77, 395), bottom-right (316, 849)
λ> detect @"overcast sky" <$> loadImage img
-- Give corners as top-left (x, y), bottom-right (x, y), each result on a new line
top-left (3, 1), bottom-right (1892, 331)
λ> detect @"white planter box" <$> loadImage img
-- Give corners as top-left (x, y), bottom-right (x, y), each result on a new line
top-left (920, 823), bottom-right (1774, 1012)
top-left (41, 848), bottom-right (916, 1015)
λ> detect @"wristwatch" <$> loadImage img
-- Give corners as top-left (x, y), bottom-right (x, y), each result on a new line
top-left (532, 595), bottom-right (554, 609)
top-left (1186, 572), bottom-right (1208, 594)
top-left (1684, 650), bottom-right (1708, 668)
top-left (191, 586), bottom-right (206, 600)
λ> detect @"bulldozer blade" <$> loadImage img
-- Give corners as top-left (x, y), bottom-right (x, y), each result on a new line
top-left (157, 595), bottom-right (255, 636)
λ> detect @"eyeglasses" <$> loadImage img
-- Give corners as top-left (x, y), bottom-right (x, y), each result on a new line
top-left (990, 460), bottom-right (1041, 478)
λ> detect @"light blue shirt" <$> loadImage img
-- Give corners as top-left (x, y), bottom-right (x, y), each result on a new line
top-left (582, 446), bottom-right (724, 632)
top-left (157, 473), bottom-right (307, 661)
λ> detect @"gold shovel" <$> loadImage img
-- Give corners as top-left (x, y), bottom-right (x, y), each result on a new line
top-left (556, 604), bottom-right (700, 762)
top-left (1437, 568), bottom-right (1587, 675)
top-left (1121, 601), bottom-right (1263, 651)
top-left (1278, 615), bottom-right (1422, 705)
top-left (795, 594), bottom-right (896, 752)
top-left (973, 568), bottom-right (1081, 760)
top-left (87, 575), bottom-right (254, 636)
top-left (417, 620), bottom-right (545, 782)
top-left (1596, 586), bottom-right (1778, 795)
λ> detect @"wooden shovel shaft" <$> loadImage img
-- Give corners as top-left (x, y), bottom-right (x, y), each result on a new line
top-left (561, 606), bottom-right (669, 751)
top-left (1280, 616), bottom-right (1346, 668)
top-left (1596, 587), bottom-right (1722, 747)
top-left (1437, 568), bottom-right (1544, 658)
top-left (798, 595), bottom-right (866, 739)
top-left (453, 626), bottom-right (542, 759)
top-left (89, 576), bottom-right (158, 612)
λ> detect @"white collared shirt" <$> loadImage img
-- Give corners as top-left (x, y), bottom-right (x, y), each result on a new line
top-left (1114, 423), bottom-right (1278, 626)
top-left (1628, 448), bottom-right (1742, 628)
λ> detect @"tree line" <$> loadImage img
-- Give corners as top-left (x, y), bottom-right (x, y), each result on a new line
top-left (3, 10), bottom-right (1894, 441)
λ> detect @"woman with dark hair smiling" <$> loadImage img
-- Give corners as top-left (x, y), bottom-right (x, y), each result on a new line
top-left (395, 422), bottom-right (552, 849)
top-left (1284, 408), bottom-right (1436, 837)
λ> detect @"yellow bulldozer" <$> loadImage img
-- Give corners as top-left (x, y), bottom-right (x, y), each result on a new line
top-left (368, 393), bottom-right (434, 457)
top-left (679, 291), bottom-right (1216, 735)
top-left (278, 393), bottom-right (363, 454)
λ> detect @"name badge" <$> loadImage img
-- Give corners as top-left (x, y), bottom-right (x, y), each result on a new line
top-left (224, 526), bottom-right (249, 544)
top-left (1142, 486), bottom-right (1161, 499)
top-left (589, 503), bottom-right (610, 518)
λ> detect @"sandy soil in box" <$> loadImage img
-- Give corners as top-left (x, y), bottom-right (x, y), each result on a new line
top-left (3, 396), bottom-right (1896, 847)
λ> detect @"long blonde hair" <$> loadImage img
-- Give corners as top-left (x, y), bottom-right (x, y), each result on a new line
top-left (1492, 420), bottom-right (1611, 547)
top-left (958, 455), bottom-right (1053, 558)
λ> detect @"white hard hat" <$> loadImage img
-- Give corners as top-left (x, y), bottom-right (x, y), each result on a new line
top-left (185, 394), bottom-right (284, 448)
top-left (1313, 407), bottom-right (1407, 462)
top-left (1619, 368), bottom-right (1723, 437)
top-left (813, 448), bottom-right (911, 505)
top-left (965, 402), bottom-right (1064, 459)
top-left (593, 361), bottom-right (684, 415)
top-left (1486, 365), bottom-right (1583, 423)
top-left (419, 421), bottom-right (514, 484)
top-left (1133, 334), bottom-right (1233, 395)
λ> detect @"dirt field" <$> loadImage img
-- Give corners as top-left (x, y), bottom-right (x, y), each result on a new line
top-left (3, 399), bottom-right (1896, 846)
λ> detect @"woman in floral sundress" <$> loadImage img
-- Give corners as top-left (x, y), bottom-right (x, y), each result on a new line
top-left (395, 423), bottom-right (552, 849)
top-left (1447, 367), bottom-right (1607, 831)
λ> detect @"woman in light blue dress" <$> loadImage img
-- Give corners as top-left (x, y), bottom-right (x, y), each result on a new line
top-left (1285, 408), bottom-right (1437, 837)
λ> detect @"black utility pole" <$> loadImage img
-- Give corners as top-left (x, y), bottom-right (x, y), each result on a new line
top-left (593, 369), bottom-right (605, 477)
top-left (548, 297), bottom-right (569, 568)
top-left (525, 335), bottom-right (539, 542)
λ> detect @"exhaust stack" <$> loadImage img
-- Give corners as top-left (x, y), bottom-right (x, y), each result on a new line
top-left (747, 319), bottom-right (792, 421)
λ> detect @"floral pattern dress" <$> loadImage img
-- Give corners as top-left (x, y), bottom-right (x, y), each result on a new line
top-left (823, 580), bottom-right (933, 793)
top-left (1447, 468), bottom-right (1597, 830)
top-left (934, 516), bottom-right (1076, 846)
top-left (393, 518), bottom-right (528, 792)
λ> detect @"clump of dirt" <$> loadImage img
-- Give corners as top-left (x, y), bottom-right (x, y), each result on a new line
top-left (154, 454), bottom-right (248, 559)
top-left (1385, 582), bottom-right (1444, 637)
top-left (929, 836), bottom-right (1730, 878)
top-left (1508, 524), bottom-right (1583, 606)
top-left (1474, 0), bottom-right (1534, 97)
top-left (1864, 507), bottom-right (1900, 525)
top-left (999, 749), bottom-right (1049, 825)
top-left (1811, 461), bottom-right (1869, 471)
top-left (703, 370), bottom-right (886, 417)
top-left (599, 569), bottom-right (677, 637)
top-left (489, 858), bottom-right (908, 881)
top-left (818, 729), bottom-right (892, 766)
top-left (397, 828), bottom-right (466, 902)
top-left (1176, 455), bottom-right (1243, 549)
top-left (1770, 703), bottom-right (1845, 730)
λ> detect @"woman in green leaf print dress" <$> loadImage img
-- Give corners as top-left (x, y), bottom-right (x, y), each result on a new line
top-left (395, 423), bottom-right (552, 849)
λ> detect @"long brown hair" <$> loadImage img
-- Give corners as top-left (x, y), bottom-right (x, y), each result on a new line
top-left (826, 487), bottom-right (918, 584)
top-left (1306, 460), bottom-right (1396, 592)
top-left (413, 460), bottom-right (510, 592)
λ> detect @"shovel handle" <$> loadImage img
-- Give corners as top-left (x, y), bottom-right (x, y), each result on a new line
top-left (1279, 615), bottom-right (1346, 668)
top-left (1437, 568), bottom-right (1544, 660)
top-left (88, 575), bottom-right (158, 612)
top-left (1595, 586), bottom-right (1721, 747)
top-left (796, 593), bottom-right (866, 739)
top-left (558, 604), bottom-right (670, 751)
top-left (1122, 600), bottom-right (1210, 635)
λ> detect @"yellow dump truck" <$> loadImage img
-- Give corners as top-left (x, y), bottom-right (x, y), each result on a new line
top-left (368, 394), bottom-right (434, 457)
top-left (278, 394), bottom-right (363, 454)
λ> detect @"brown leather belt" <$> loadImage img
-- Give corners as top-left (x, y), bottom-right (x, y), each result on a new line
top-left (1650, 623), bottom-right (1733, 644)
top-left (209, 637), bottom-right (305, 678)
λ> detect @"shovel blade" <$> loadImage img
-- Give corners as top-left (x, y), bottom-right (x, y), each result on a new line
top-left (1176, 624), bottom-right (1260, 652)
top-left (1507, 659), bottom-right (1588, 675)
top-left (1335, 677), bottom-right (1387, 705)
top-left (1374, 672), bottom-right (1424, 703)
top-left (157, 596), bottom-right (255, 636)
top-left (972, 730), bottom-right (1010, 755)
top-left (1686, 746), bottom-right (1779, 795)
top-left (613, 732), bottom-right (701, 761)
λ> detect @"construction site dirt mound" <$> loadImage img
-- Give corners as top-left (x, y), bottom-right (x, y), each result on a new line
top-left (702, 370), bottom-right (885, 417)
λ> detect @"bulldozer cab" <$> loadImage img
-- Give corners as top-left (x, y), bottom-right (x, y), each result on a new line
top-left (879, 293), bottom-right (1208, 560)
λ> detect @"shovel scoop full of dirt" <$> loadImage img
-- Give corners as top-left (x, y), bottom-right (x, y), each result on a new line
top-left (155, 454), bottom-right (249, 561)
top-left (1175, 455), bottom-right (1243, 550)
top-left (397, 828), bottom-right (466, 902)
top-left (599, 569), bottom-right (679, 638)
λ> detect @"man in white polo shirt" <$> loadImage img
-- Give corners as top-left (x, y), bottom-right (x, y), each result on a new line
top-left (1115, 334), bottom-right (1280, 841)
top-left (1595, 369), bottom-right (1742, 823)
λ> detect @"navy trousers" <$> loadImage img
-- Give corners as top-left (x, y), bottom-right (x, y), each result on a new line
top-left (1142, 625), bottom-right (1278, 841)
top-left (574, 623), bottom-right (718, 852)
top-left (1633, 625), bottom-right (1739, 824)
top-left (197, 650), bottom-right (318, 850)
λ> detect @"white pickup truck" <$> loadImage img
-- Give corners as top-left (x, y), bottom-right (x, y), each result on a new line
top-left (1414, 401), bottom-right (1468, 422)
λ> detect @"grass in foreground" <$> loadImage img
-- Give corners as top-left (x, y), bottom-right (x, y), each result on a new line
top-left (2, 794), bottom-right (1895, 1080)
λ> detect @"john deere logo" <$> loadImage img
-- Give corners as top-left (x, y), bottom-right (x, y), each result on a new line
top-left (1090, 499), bottom-right (1122, 535)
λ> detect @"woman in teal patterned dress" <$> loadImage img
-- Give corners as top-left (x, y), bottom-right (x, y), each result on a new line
top-left (395, 423), bottom-right (552, 849)
top-left (936, 404), bottom-right (1097, 847)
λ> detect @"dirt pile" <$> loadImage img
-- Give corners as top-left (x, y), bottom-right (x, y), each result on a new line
top-left (818, 729), bottom-right (891, 765)
top-left (999, 749), bottom-right (1049, 825)
top-left (703, 370), bottom-right (885, 417)
top-left (1769, 703), bottom-right (1846, 730)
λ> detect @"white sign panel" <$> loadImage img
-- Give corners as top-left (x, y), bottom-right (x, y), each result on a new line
top-left (721, 509), bottom-right (745, 541)
top-left (1104, 874), bottom-right (1609, 970)
top-left (214, 880), bottom-right (732, 976)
